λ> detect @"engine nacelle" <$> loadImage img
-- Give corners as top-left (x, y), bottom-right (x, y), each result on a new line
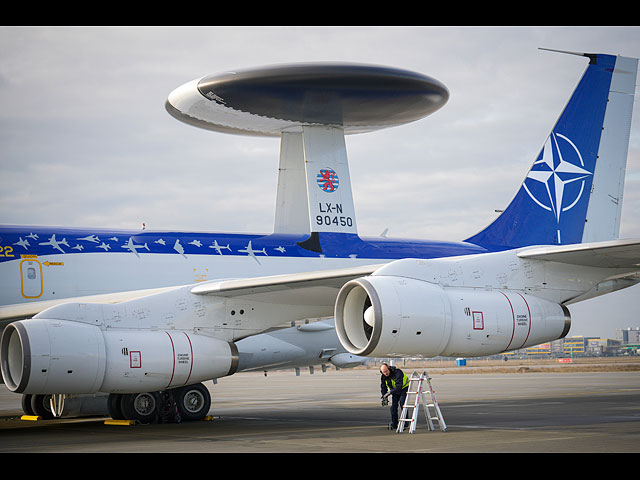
top-left (1, 319), bottom-right (238, 395)
top-left (334, 276), bottom-right (571, 358)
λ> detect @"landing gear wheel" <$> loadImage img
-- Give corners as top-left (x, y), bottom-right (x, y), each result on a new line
top-left (175, 383), bottom-right (211, 421)
top-left (21, 394), bottom-right (34, 416)
top-left (107, 393), bottom-right (125, 420)
top-left (31, 394), bottom-right (54, 420)
top-left (120, 392), bottom-right (160, 424)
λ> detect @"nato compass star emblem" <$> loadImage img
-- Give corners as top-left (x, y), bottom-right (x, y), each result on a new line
top-left (522, 132), bottom-right (592, 241)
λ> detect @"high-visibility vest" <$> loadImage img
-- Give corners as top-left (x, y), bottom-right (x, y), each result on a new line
top-left (387, 372), bottom-right (409, 391)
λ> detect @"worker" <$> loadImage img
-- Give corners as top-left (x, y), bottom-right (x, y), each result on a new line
top-left (380, 363), bottom-right (409, 430)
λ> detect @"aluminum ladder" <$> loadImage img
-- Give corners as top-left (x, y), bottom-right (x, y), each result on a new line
top-left (397, 371), bottom-right (447, 433)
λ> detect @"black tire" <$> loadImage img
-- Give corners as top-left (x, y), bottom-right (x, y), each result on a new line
top-left (107, 393), bottom-right (125, 420)
top-left (21, 394), bottom-right (34, 416)
top-left (30, 394), bottom-right (54, 420)
top-left (175, 383), bottom-right (211, 422)
top-left (120, 392), bottom-right (160, 424)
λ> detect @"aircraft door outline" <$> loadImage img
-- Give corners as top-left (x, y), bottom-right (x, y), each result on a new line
top-left (20, 258), bottom-right (43, 299)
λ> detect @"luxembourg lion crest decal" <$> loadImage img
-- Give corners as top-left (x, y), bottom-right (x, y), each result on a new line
top-left (317, 168), bottom-right (339, 193)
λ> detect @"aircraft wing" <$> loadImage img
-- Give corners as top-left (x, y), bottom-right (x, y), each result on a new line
top-left (190, 264), bottom-right (382, 305)
top-left (517, 238), bottom-right (640, 269)
top-left (0, 286), bottom-right (184, 325)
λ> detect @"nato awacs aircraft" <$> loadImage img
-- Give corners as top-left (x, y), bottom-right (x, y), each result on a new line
top-left (1, 49), bottom-right (639, 424)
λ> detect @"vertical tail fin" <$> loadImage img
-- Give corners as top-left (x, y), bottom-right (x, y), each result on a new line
top-left (274, 132), bottom-right (311, 236)
top-left (465, 52), bottom-right (638, 249)
top-left (274, 126), bottom-right (359, 254)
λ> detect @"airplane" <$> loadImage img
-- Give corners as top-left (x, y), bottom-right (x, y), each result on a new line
top-left (1, 49), bottom-right (639, 424)
top-left (13, 238), bottom-right (30, 251)
top-left (97, 243), bottom-right (110, 251)
top-left (37, 234), bottom-right (70, 255)
top-left (121, 237), bottom-right (150, 257)
top-left (77, 235), bottom-right (100, 243)
top-left (209, 240), bottom-right (232, 255)
top-left (238, 240), bottom-right (268, 264)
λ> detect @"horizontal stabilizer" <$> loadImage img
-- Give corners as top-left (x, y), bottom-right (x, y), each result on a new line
top-left (517, 238), bottom-right (640, 268)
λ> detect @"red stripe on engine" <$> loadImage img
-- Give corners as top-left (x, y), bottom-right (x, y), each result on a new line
top-left (499, 291), bottom-right (516, 350)
top-left (165, 331), bottom-right (176, 387)
top-left (516, 292), bottom-right (532, 349)
top-left (183, 332), bottom-right (194, 385)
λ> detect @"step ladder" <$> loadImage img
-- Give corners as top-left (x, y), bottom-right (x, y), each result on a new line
top-left (397, 371), bottom-right (447, 433)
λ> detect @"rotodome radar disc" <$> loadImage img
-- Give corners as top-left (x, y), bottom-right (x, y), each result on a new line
top-left (166, 63), bottom-right (449, 137)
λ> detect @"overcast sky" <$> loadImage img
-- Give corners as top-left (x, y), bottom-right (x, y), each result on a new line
top-left (1, 26), bottom-right (638, 339)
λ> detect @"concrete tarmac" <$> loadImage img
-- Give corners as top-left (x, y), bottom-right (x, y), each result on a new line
top-left (1, 368), bottom-right (639, 453)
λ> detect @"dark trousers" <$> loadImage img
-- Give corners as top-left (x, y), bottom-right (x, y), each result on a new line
top-left (390, 388), bottom-right (408, 428)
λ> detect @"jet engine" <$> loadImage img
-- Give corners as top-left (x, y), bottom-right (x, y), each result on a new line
top-left (1, 318), bottom-right (238, 395)
top-left (334, 276), bottom-right (570, 358)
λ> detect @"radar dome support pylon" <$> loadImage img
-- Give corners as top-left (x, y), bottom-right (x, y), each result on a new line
top-left (165, 63), bottom-right (449, 245)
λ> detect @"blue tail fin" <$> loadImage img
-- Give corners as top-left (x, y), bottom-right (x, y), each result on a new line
top-left (465, 51), bottom-right (638, 250)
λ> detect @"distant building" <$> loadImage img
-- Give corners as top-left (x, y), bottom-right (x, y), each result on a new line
top-left (586, 338), bottom-right (621, 356)
top-left (617, 327), bottom-right (640, 344)
top-left (499, 328), bottom-right (640, 358)
top-left (525, 343), bottom-right (552, 356)
top-left (518, 336), bottom-right (623, 357)
top-left (616, 327), bottom-right (640, 355)
top-left (562, 336), bottom-right (594, 356)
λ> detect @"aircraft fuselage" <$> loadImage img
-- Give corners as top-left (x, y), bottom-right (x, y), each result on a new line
top-left (0, 225), bottom-right (487, 306)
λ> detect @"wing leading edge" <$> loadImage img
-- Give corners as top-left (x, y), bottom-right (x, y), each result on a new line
top-left (190, 264), bottom-right (382, 305)
top-left (0, 286), bottom-right (183, 325)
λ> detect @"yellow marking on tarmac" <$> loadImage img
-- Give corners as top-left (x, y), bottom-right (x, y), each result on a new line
top-left (20, 415), bottom-right (42, 421)
top-left (104, 419), bottom-right (136, 426)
